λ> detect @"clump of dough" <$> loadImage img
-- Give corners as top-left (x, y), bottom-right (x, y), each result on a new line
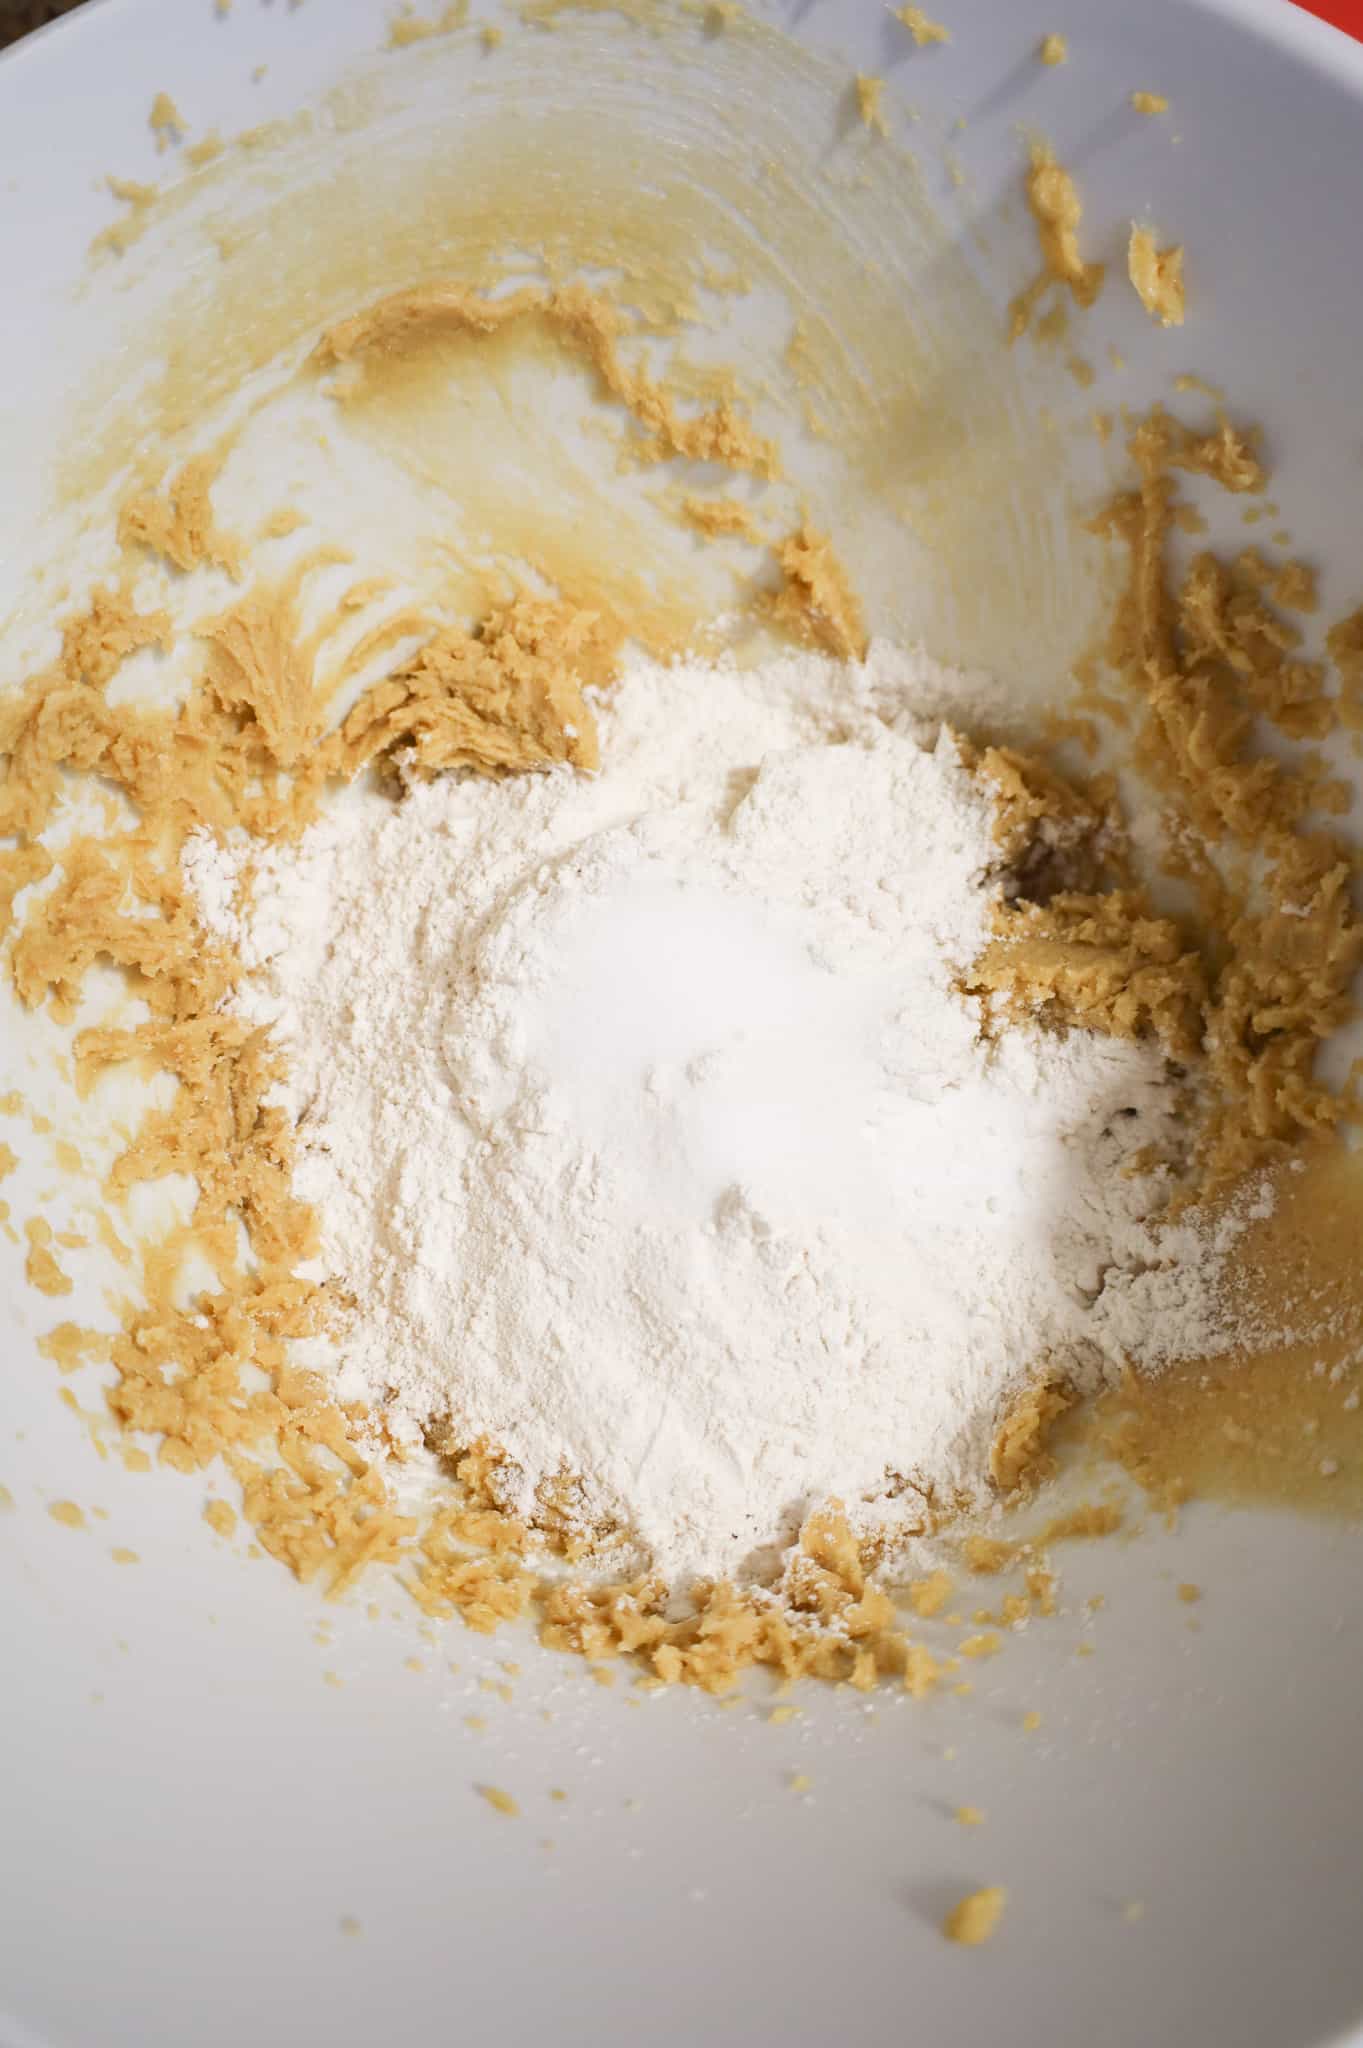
top-left (1079, 406), bottom-right (1363, 1182)
top-left (943, 1886), bottom-right (1007, 1945)
top-left (119, 454), bottom-right (243, 576)
top-left (1128, 226), bottom-right (1185, 327)
top-left (148, 91), bottom-right (186, 151)
top-left (770, 524), bottom-right (868, 658)
top-left (680, 494), bottom-right (759, 542)
top-left (313, 598), bottom-right (607, 785)
top-left (1027, 146), bottom-right (1105, 305)
top-left (92, 177), bottom-right (159, 260)
top-left (990, 1377), bottom-right (1073, 1490)
top-left (25, 1219), bottom-right (73, 1298)
top-left (973, 892), bottom-right (1207, 1059)
top-left (856, 74), bottom-right (888, 135)
top-left (895, 5), bottom-right (949, 45)
top-left (1009, 144), bottom-right (1106, 339)
top-left (477, 1784), bottom-right (519, 1817)
top-left (539, 1505), bottom-right (946, 1694)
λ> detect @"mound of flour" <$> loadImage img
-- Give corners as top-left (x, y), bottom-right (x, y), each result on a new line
top-left (187, 642), bottom-right (1246, 1583)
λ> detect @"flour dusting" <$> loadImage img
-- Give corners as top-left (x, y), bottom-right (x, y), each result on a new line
top-left (186, 641), bottom-right (1251, 1583)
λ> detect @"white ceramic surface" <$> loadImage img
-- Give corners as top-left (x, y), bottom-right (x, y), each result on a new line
top-left (2, 3), bottom-right (1363, 2045)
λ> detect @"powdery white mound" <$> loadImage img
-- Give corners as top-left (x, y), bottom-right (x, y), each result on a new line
top-left (188, 643), bottom-right (1244, 1583)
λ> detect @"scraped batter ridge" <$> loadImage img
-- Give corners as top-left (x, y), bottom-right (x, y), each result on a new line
top-left (313, 281), bottom-right (781, 478)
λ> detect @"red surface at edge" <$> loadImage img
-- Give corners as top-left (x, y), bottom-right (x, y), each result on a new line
top-left (1295, 0), bottom-right (1363, 36)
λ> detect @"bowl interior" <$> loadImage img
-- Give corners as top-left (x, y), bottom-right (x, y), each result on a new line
top-left (2, 4), bottom-right (1363, 2045)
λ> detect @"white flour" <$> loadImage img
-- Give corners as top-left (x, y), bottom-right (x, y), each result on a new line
top-left (187, 641), bottom-right (1250, 1584)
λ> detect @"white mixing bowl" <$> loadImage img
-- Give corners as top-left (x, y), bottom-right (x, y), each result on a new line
top-left (2, 3), bottom-right (1362, 2044)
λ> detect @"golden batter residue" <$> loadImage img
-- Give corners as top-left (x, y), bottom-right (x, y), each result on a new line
top-left (908, 1570), bottom-right (953, 1617)
top-left (148, 92), bottom-right (186, 153)
top-left (895, 6), bottom-right (950, 47)
top-left (943, 1885), bottom-right (1006, 1945)
top-left (541, 1505), bottom-right (954, 1692)
top-left (38, 1324), bottom-right (110, 1373)
top-left (1326, 605), bottom-right (1363, 726)
top-left (679, 494), bottom-right (760, 542)
top-left (24, 1220), bottom-right (72, 1299)
top-left (973, 890), bottom-right (1206, 1061)
top-left (320, 599), bottom-right (609, 782)
top-left (314, 281), bottom-right (781, 478)
top-left (1009, 144), bottom-right (1106, 340)
top-left (989, 1375), bottom-right (1074, 1492)
top-left (91, 177), bottom-right (159, 260)
top-left (119, 453), bottom-right (244, 576)
top-left (973, 400), bottom-right (1362, 1196)
top-left (856, 74), bottom-right (889, 136)
top-left (387, 1), bottom-right (470, 48)
top-left (770, 523), bottom-right (868, 659)
top-left (691, 0), bottom-right (741, 30)
top-left (1039, 32), bottom-right (1067, 65)
top-left (1091, 1144), bottom-right (1363, 1516)
top-left (477, 1783), bottom-right (520, 1816)
top-left (1128, 226), bottom-right (1185, 327)
top-left (1131, 91), bottom-right (1169, 115)
top-left (961, 1534), bottom-right (1013, 1575)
